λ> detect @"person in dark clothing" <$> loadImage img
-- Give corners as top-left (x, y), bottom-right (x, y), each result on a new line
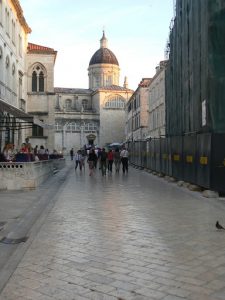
top-left (87, 148), bottom-right (97, 176)
top-left (114, 148), bottom-right (121, 173)
top-left (99, 148), bottom-right (107, 176)
top-left (70, 148), bottom-right (74, 160)
top-left (107, 149), bottom-right (114, 173)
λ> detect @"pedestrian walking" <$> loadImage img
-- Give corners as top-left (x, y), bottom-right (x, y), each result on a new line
top-left (79, 151), bottom-right (85, 171)
top-left (74, 150), bottom-right (82, 170)
top-left (99, 148), bottom-right (107, 176)
top-left (120, 147), bottom-right (129, 173)
top-left (107, 149), bottom-right (114, 174)
top-left (87, 148), bottom-right (97, 176)
top-left (114, 147), bottom-right (121, 173)
top-left (70, 148), bottom-right (74, 160)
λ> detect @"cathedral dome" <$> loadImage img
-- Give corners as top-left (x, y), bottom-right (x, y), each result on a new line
top-left (89, 31), bottom-right (119, 66)
top-left (89, 48), bottom-right (119, 66)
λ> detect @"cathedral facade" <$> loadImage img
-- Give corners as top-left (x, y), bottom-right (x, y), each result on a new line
top-left (26, 32), bottom-right (133, 152)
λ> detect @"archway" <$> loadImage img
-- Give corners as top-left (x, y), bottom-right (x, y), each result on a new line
top-left (86, 134), bottom-right (96, 146)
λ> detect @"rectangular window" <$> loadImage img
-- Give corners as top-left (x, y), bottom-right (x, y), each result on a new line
top-left (12, 20), bottom-right (15, 44)
top-left (65, 100), bottom-right (72, 110)
top-left (32, 124), bottom-right (43, 137)
top-left (55, 123), bottom-right (62, 131)
top-left (5, 9), bottom-right (9, 35)
top-left (19, 98), bottom-right (25, 111)
top-left (95, 76), bottom-right (100, 88)
top-left (76, 123), bottom-right (80, 131)
top-left (106, 76), bottom-right (112, 86)
top-left (19, 34), bottom-right (22, 57)
top-left (0, 0), bottom-right (3, 25)
top-left (82, 100), bottom-right (88, 110)
top-left (19, 75), bottom-right (22, 99)
top-left (70, 123), bottom-right (76, 131)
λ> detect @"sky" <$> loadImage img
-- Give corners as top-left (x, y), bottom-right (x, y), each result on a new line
top-left (20, 0), bottom-right (175, 90)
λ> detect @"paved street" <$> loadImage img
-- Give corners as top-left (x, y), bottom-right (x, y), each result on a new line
top-left (1, 161), bottom-right (225, 300)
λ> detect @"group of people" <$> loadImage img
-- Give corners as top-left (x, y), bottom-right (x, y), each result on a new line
top-left (0, 138), bottom-right (63, 163)
top-left (71, 146), bottom-right (129, 176)
top-left (1, 141), bottom-right (50, 162)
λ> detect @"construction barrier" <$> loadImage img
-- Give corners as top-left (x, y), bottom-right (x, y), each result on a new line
top-left (128, 133), bottom-right (225, 194)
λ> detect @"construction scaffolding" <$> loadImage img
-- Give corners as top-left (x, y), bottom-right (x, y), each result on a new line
top-left (166, 0), bottom-right (225, 136)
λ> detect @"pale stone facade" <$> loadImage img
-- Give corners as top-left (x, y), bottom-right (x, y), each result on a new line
top-left (0, 3), bottom-right (133, 153)
top-left (147, 60), bottom-right (168, 139)
top-left (94, 86), bottom-right (131, 146)
top-left (25, 31), bottom-right (133, 152)
top-left (53, 85), bottom-right (133, 152)
top-left (54, 87), bottom-right (97, 151)
top-left (26, 43), bottom-right (57, 151)
top-left (0, 0), bottom-right (31, 151)
top-left (125, 78), bottom-right (151, 142)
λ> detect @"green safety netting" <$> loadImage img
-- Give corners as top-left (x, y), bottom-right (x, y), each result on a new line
top-left (166, 0), bottom-right (225, 136)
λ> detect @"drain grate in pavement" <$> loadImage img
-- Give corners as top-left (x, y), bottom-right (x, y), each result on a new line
top-left (0, 236), bottom-right (28, 244)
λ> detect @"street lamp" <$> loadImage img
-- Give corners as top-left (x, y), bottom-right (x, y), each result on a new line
top-left (62, 122), bottom-right (68, 151)
top-left (80, 124), bottom-right (84, 148)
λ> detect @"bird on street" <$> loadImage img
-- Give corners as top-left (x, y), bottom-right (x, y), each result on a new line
top-left (216, 221), bottom-right (225, 230)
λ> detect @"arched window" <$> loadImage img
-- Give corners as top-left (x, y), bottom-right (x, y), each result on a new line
top-left (39, 71), bottom-right (44, 92)
top-left (31, 64), bottom-right (46, 92)
top-left (104, 95), bottom-right (125, 109)
top-left (32, 71), bottom-right (37, 91)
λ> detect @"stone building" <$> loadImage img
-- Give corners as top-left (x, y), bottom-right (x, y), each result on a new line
top-left (125, 78), bottom-right (151, 142)
top-left (147, 60), bottom-right (168, 139)
top-left (26, 31), bottom-right (133, 152)
top-left (0, 0), bottom-right (32, 151)
top-left (0, 1), bottom-right (133, 153)
top-left (26, 43), bottom-right (57, 151)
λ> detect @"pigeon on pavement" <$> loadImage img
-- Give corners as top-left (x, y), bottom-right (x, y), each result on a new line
top-left (216, 221), bottom-right (225, 230)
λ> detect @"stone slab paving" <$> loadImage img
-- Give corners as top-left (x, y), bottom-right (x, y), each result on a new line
top-left (1, 165), bottom-right (225, 299)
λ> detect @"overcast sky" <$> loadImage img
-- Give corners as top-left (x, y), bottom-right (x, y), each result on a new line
top-left (20, 0), bottom-right (174, 90)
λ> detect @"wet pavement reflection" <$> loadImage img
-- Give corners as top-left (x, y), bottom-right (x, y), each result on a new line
top-left (1, 164), bottom-right (225, 299)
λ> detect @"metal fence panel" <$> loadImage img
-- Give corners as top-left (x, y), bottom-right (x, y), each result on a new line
top-left (211, 133), bottom-right (225, 193)
top-left (160, 138), bottom-right (168, 175)
top-left (150, 139), bottom-right (156, 171)
top-left (155, 139), bottom-right (161, 173)
top-left (196, 133), bottom-right (211, 188)
top-left (183, 135), bottom-right (197, 183)
top-left (171, 136), bottom-right (183, 180)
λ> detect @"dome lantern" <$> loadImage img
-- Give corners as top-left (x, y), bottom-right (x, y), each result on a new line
top-left (100, 30), bottom-right (108, 48)
top-left (88, 32), bottom-right (120, 89)
top-left (89, 32), bottom-right (119, 66)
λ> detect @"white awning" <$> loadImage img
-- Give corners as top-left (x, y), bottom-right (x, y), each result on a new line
top-left (0, 99), bottom-right (33, 122)
top-left (0, 99), bottom-right (53, 129)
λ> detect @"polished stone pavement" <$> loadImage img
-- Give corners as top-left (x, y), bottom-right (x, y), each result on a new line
top-left (1, 161), bottom-right (225, 300)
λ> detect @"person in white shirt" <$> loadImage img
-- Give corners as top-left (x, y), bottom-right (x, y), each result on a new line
top-left (75, 150), bottom-right (82, 170)
top-left (120, 147), bottom-right (129, 173)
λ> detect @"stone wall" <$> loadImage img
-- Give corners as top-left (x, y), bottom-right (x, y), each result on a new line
top-left (0, 159), bottom-right (65, 190)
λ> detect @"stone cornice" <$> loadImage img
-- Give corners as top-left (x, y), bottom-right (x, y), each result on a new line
top-left (12, 0), bottom-right (31, 33)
